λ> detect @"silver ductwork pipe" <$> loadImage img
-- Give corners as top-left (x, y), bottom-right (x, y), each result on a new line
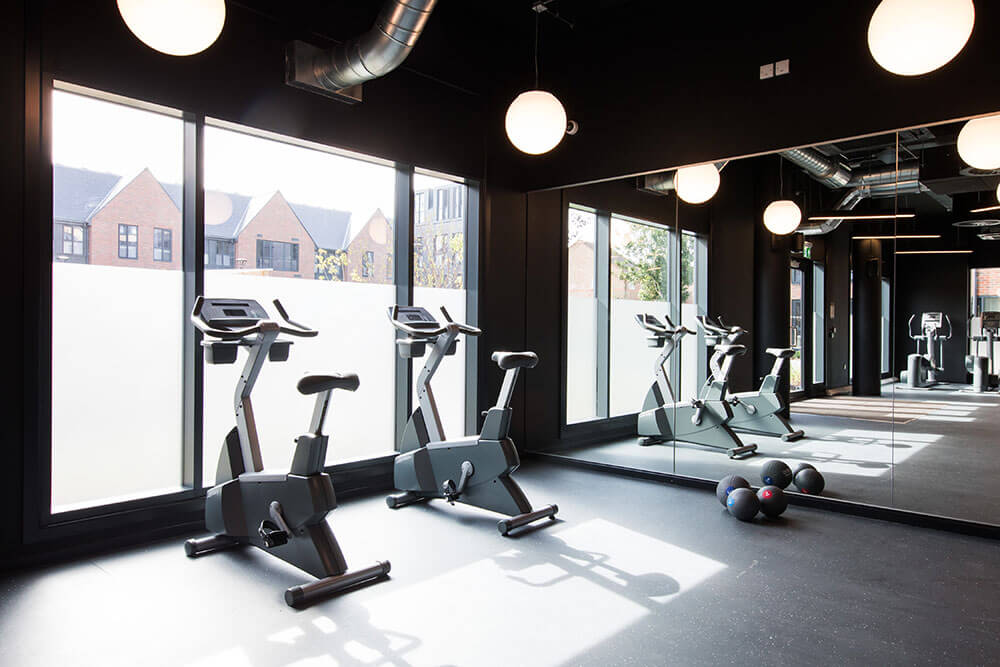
top-left (286, 0), bottom-right (437, 102)
top-left (314, 0), bottom-right (437, 90)
top-left (781, 148), bottom-right (853, 189)
top-left (797, 161), bottom-right (922, 235)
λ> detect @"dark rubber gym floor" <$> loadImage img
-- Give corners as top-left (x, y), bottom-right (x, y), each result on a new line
top-left (2, 462), bottom-right (998, 666)
top-left (549, 385), bottom-right (1000, 525)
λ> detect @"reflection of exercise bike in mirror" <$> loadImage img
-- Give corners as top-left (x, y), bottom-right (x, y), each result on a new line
top-left (186, 297), bottom-right (391, 607)
top-left (386, 305), bottom-right (558, 535)
top-left (901, 312), bottom-right (952, 389)
top-left (634, 314), bottom-right (757, 459)
top-left (965, 311), bottom-right (1000, 393)
top-left (697, 315), bottom-right (804, 442)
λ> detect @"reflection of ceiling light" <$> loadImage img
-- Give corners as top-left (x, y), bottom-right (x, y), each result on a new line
top-left (970, 204), bottom-right (1000, 214)
top-left (977, 232), bottom-right (1000, 241)
top-left (763, 200), bottom-right (802, 235)
top-left (808, 212), bottom-right (916, 221)
top-left (954, 219), bottom-right (1000, 228)
top-left (505, 90), bottom-right (569, 155)
top-left (867, 0), bottom-right (975, 76)
top-left (117, 0), bottom-right (226, 56)
top-left (673, 164), bottom-right (720, 204)
top-left (896, 250), bottom-right (973, 255)
top-left (958, 114), bottom-right (1000, 170)
top-left (853, 235), bottom-right (941, 240)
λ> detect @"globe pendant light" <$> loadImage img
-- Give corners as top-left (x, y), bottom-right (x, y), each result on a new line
top-left (506, 91), bottom-right (568, 155)
top-left (867, 0), bottom-right (975, 76)
top-left (118, 0), bottom-right (226, 56)
top-left (763, 157), bottom-right (800, 235)
top-left (506, 9), bottom-right (571, 155)
top-left (958, 114), bottom-right (1000, 170)
top-left (764, 200), bottom-right (802, 235)
top-left (673, 164), bottom-right (720, 204)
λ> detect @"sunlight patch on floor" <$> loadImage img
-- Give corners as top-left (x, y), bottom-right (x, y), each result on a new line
top-left (357, 518), bottom-right (726, 667)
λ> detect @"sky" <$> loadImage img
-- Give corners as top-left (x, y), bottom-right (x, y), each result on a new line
top-left (52, 89), bottom-right (458, 222)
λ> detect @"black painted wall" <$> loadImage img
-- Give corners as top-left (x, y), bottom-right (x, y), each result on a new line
top-left (498, 1), bottom-right (1000, 191)
top-left (3, 0), bottom-right (26, 560)
top-left (853, 240), bottom-right (885, 395)
top-left (825, 226), bottom-right (853, 390)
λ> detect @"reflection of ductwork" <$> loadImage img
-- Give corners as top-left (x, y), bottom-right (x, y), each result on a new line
top-left (781, 148), bottom-right (852, 188)
top-left (286, 0), bottom-right (438, 103)
top-left (784, 147), bottom-right (924, 235)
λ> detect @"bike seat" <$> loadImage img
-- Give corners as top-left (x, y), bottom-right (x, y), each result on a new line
top-left (492, 351), bottom-right (538, 370)
top-left (715, 344), bottom-right (746, 356)
top-left (297, 373), bottom-right (360, 394)
top-left (766, 347), bottom-right (796, 359)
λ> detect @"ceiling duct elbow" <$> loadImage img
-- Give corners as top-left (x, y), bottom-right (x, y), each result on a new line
top-left (781, 148), bottom-right (852, 189)
top-left (287, 0), bottom-right (438, 103)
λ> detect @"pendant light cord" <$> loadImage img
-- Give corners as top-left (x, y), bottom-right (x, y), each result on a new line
top-left (534, 12), bottom-right (540, 89)
top-left (779, 156), bottom-right (784, 198)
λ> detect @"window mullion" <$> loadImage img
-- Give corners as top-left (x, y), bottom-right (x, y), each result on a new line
top-left (182, 114), bottom-right (204, 490)
top-left (393, 165), bottom-right (414, 448)
top-left (596, 210), bottom-right (611, 419)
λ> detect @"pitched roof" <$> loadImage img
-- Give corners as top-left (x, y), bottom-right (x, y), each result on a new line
top-left (291, 202), bottom-right (352, 250)
top-left (52, 166), bottom-right (121, 223)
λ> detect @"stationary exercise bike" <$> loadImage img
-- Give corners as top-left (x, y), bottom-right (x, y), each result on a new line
top-left (634, 314), bottom-right (757, 459)
top-left (185, 297), bottom-right (390, 607)
top-left (901, 312), bottom-right (952, 389)
top-left (696, 315), bottom-right (805, 442)
top-left (386, 305), bottom-right (558, 535)
top-left (965, 312), bottom-right (1000, 393)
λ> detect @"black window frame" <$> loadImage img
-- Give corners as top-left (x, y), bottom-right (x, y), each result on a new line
top-left (118, 223), bottom-right (138, 260)
top-left (29, 79), bottom-right (482, 551)
top-left (55, 222), bottom-right (86, 261)
top-left (205, 238), bottom-right (235, 269)
top-left (153, 227), bottom-right (172, 262)
top-left (256, 239), bottom-right (299, 272)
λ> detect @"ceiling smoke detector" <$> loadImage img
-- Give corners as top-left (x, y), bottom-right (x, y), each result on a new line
top-left (953, 219), bottom-right (1000, 228)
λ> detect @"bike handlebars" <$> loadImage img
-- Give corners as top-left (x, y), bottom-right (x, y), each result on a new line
top-left (635, 314), bottom-right (694, 337)
top-left (191, 296), bottom-right (319, 341)
top-left (388, 305), bottom-right (482, 339)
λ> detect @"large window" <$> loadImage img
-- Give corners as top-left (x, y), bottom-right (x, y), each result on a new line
top-left (413, 172), bottom-right (471, 438)
top-left (610, 214), bottom-right (674, 417)
top-left (48, 84), bottom-right (479, 518)
top-left (51, 87), bottom-right (185, 512)
top-left (881, 278), bottom-right (891, 376)
top-left (202, 121), bottom-right (398, 480)
top-left (813, 263), bottom-right (825, 385)
top-left (256, 239), bottom-right (299, 272)
top-left (566, 205), bottom-right (600, 423)
top-left (565, 203), bottom-right (707, 426)
top-left (679, 231), bottom-right (708, 401)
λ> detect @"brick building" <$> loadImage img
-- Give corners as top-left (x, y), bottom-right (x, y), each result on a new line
top-left (53, 165), bottom-right (463, 285)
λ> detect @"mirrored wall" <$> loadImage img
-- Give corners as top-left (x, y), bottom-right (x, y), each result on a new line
top-left (537, 111), bottom-right (1000, 528)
